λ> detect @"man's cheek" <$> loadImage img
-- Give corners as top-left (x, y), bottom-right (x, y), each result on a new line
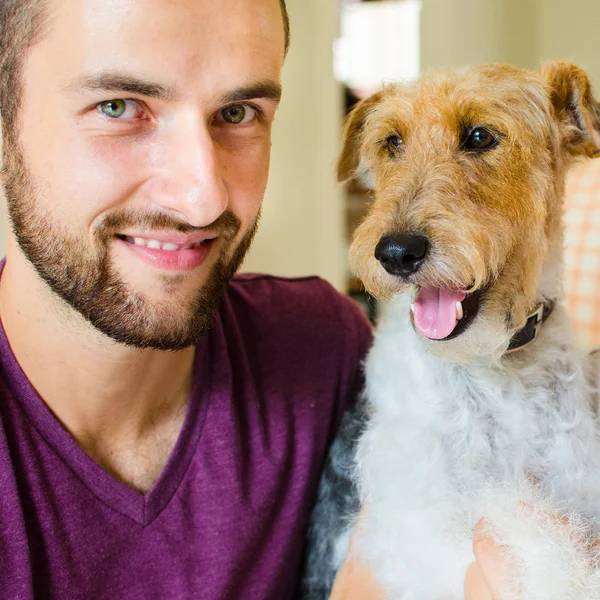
top-left (220, 133), bottom-right (271, 176)
top-left (85, 141), bottom-right (151, 196)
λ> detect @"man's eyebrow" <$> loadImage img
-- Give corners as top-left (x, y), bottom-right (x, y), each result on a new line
top-left (62, 73), bottom-right (282, 105)
top-left (219, 82), bottom-right (283, 104)
top-left (62, 72), bottom-right (178, 101)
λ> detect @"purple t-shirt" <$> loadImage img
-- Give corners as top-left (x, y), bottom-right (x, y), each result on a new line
top-left (0, 273), bottom-right (372, 600)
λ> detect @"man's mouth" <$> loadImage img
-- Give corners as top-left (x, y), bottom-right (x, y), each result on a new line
top-left (114, 233), bottom-right (219, 271)
top-left (411, 286), bottom-right (484, 341)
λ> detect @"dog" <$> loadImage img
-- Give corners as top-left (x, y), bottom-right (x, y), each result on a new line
top-left (302, 62), bottom-right (600, 600)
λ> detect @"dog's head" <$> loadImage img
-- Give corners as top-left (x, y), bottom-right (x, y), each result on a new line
top-left (341, 63), bottom-right (600, 361)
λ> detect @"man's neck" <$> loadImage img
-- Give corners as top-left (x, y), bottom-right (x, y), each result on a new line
top-left (0, 249), bottom-right (197, 492)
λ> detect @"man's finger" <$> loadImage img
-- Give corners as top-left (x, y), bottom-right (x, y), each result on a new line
top-left (464, 562), bottom-right (495, 600)
top-left (471, 519), bottom-right (516, 599)
top-left (329, 557), bottom-right (386, 600)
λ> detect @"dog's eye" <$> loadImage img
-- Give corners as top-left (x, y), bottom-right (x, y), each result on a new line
top-left (385, 134), bottom-right (403, 157)
top-left (465, 127), bottom-right (497, 151)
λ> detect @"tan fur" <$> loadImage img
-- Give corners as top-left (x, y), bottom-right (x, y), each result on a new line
top-left (340, 62), bottom-right (600, 338)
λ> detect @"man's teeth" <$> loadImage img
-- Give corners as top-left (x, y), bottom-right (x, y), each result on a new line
top-left (456, 301), bottom-right (464, 321)
top-left (125, 236), bottom-right (203, 251)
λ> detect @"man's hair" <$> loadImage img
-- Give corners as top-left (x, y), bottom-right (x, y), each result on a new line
top-left (280, 0), bottom-right (291, 55)
top-left (0, 0), bottom-right (290, 135)
top-left (0, 0), bottom-right (51, 136)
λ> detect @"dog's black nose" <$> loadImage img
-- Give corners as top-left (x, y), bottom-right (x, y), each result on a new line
top-left (375, 234), bottom-right (429, 276)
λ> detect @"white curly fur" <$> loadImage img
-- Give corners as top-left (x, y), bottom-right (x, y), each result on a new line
top-left (354, 249), bottom-right (600, 599)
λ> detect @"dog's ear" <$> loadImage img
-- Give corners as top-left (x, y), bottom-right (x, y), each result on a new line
top-left (337, 91), bottom-right (383, 183)
top-left (543, 61), bottom-right (600, 158)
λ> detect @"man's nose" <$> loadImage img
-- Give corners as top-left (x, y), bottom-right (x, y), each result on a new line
top-left (149, 120), bottom-right (228, 228)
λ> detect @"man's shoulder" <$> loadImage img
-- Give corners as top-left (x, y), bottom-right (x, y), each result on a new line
top-left (229, 272), bottom-right (352, 308)
top-left (221, 272), bottom-right (372, 355)
top-left (227, 272), bottom-right (369, 328)
top-left (219, 274), bottom-right (373, 428)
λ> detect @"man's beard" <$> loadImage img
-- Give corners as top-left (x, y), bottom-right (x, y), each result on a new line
top-left (1, 134), bottom-right (259, 351)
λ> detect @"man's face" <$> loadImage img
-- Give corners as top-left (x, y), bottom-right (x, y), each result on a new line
top-left (2, 0), bottom-right (285, 349)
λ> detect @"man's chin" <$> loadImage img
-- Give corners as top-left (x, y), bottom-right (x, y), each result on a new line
top-left (95, 311), bottom-right (217, 352)
top-left (115, 260), bottom-right (216, 298)
top-left (86, 279), bottom-right (224, 351)
top-left (92, 231), bottom-right (255, 351)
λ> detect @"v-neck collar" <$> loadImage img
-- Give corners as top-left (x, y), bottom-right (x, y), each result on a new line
top-left (0, 313), bottom-right (212, 527)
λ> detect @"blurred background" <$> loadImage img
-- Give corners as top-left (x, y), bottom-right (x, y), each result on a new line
top-left (241, 0), bottom-right (600, 346)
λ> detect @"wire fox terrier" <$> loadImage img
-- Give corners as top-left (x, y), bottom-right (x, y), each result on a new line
top-left (302, 62), bottom-right (600, 600)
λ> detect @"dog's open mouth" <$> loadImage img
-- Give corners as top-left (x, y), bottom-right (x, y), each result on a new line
top-left (411, 287), bottom-right (484, 341)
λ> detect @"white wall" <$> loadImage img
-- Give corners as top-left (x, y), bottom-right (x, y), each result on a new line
top-left (421, 0), bottom-right (598, 90)
top-left (536, 0), bottom-right (600, 89)
top-left (421, 0), bottom-right (539, 70)
top-left (242, 0), bottom-right (346, 289)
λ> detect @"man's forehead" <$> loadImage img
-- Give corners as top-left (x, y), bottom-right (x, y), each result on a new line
top-left (37, 0), bottom-right (284, 99)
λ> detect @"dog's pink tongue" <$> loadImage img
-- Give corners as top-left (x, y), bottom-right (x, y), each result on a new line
top-left (413, 288), bottom-right (466, 340)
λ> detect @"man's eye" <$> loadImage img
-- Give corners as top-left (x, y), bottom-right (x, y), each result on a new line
top-left (98, 99), bottom-right (142, 120)
top-left (217, 104), bottom-right (258, 125)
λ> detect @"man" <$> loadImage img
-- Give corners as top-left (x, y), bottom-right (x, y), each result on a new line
top-left (0, 1), bottom-right (372, 598)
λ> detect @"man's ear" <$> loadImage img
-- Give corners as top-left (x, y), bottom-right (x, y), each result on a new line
top-left (337, 91), bottom-right (382, 183)
top-left (542, 61), bottom-right (600, 158)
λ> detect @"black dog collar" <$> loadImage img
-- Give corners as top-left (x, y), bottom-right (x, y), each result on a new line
top-left (506, 300), bottom-right (555, 353)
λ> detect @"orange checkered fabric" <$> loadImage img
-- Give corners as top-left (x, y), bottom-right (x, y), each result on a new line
top-left (564, 159), bottom-right (600, 350)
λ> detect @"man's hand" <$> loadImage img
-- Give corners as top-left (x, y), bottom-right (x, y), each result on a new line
top-left (329, 554), bottom-right (386, 600)
top-left (331, 513), bottom-right (600, 600)
top-left (330, 518), bottom-right (516, 600)
top-left (464, 519), bottom-right (515, 600)
top-left (465, 515), bottom-right (600, 600)
top-left (329, 512), bottom-right (386, 600)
